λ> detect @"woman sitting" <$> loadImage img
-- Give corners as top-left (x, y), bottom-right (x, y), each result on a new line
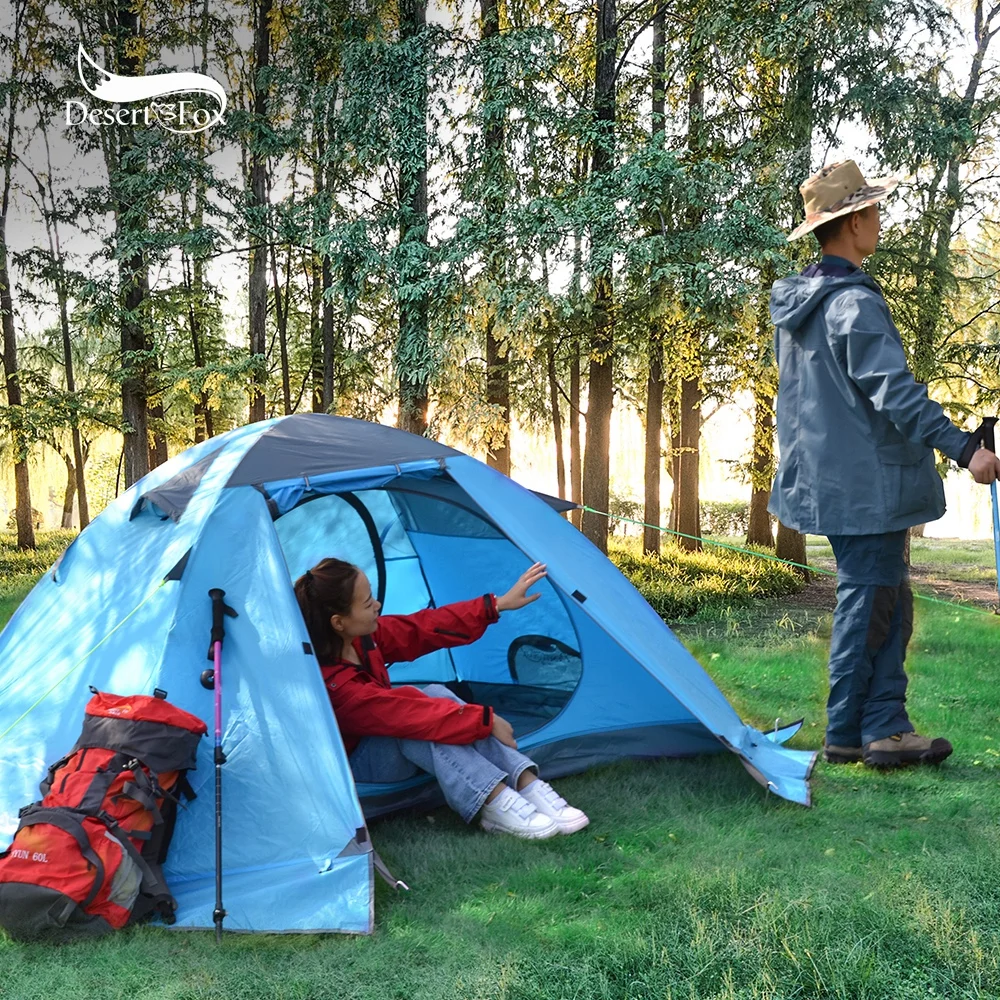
top-left (294, 558), bottom-right (588, 839)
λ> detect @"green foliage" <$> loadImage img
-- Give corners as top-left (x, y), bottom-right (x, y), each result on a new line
top-left (3, 509), bottom-right (43, 531)
top-left (608, 535), bottom-right (802, 621)
top-left (84, 451), bottom-right (124, 517)
top-left (0, 529), bottom-right (74, 627)
top-left (607, 490), bottom-right (642, 533)
top-left (701, 499), bottom-right (751, 536)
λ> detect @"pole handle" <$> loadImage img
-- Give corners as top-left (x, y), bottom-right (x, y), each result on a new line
top-left (983, 416), bottom-right (997, 454)
top-left (959, 417), bottom-right (998, 466)
top-left (207, 589), bottom-right (238, 659)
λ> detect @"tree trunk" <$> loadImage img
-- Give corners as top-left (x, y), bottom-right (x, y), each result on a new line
top-left (321, 258), bottom-right (335, 412)
top-left (196, 0), bottom-right (213, 443)
top-left (311, 112), bottom-right (325, 412)
top-left (187, 22), bottom-right (215, 443)
top-left (569, 341), bottom-right (582, 527)
top-left (39, 127), bottom-right (90, 528)
top-left (746, 390), bottom-right (775, 547)
top-left (747, 261), bottom-right (777, 547)
top-left (248, 0), bottom-right (273, 423)
top-left (546, 337), bottom-right (566, 500)
top-left (568, 218), bottom-right (584, 529)
top-left (321, 85), bottom-right (342, 414)
top-left (147, 399), bottom-right (168, 470)
top-left (580, 0), bottom-right (617, 552)
top-left (668, 387), bottom-right (680, 533)
top-left (396, 0), bottom-right (430, 436)
top-left (675, 363), bottom-right (701, 551)
top-left (0, 7), bottom-right (34, 549)
top-left (644, 329), bottom-right (664, 554)
top-left (776, 520), bottom-right (809, 580)
top-left (644, 6), bottom-right (666, 556)
top-left (0, 239), bottom-right (33, 549)
top-left (61, 452), bottom-right (75, 529)
top-left (186, 252), bottom-right (214, 442)
top-left (582, 296), bottom-right (614, 552)
top-left (114, 2), bottom-right (150, 489)
top-left (271, 237), bottom-right (293, 415)
top-left (485, 317), bottom-right (511, 473)
top-left (671, 37), bottom-right (707, 553)
top-left (310, 252), bottom-right (323, 411)
top-left (481, 0), bottom-right (510, 473)
top-left (121, 260), bottom-right (150, 488)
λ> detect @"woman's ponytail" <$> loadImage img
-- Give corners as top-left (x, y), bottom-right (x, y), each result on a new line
top-left (294, 558), bottom-right (359, 662)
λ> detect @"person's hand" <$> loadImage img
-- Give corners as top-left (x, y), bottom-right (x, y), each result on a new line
top-left (491, 713), bottom-right (517, 749)
top-left (969, 448), bottom-right (1000, 485)
top-left (495, 562), bottom-right (547, 613)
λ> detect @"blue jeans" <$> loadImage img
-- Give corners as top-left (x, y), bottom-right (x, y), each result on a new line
top-left (826, 531), bottom-right (915, 746)
top-left (347, 685), bottom-right (537, 823)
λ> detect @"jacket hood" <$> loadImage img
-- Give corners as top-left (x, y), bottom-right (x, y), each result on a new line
top-left (770, 271), bottom-right (878, 333)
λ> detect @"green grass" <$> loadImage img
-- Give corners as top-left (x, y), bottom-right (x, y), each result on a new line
top-left (906, 537), bottom-right (999, 587)
top-left (2, 534), bottom-right (1000, 998)
top-left (803, 534), bottom-right (998, 579)
top-left (609, 535), bottom-right (805, 622)
top-left (0, 530), bottom-right (75, 628)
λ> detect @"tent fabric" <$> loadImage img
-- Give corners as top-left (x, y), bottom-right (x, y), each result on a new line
top-left (0, 414), bottom-right (815, 936)
top-left (226, 413), bottom-right (461, 486)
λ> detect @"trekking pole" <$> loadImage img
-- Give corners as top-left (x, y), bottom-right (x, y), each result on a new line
top-left (983, 418), bottom-right (1000, 612)
top-left (201, 588), bottom-right (237, 942)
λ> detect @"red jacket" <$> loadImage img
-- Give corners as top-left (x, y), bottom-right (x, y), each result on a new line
top-left (320, 595), bottom-right (500, 754)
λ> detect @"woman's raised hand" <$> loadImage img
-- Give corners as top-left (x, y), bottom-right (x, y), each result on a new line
top-left (495, 562), bottom-right (547, 613)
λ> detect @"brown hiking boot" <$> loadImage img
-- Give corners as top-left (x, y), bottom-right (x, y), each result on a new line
top-left (823, 744), bottom-right (863, 764)
top-left (863, 732), bottom-right (953, 769)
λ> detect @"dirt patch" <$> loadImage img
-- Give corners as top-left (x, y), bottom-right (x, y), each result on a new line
top-left (784, 571), bottom-right (837, 611)
top-left (908, 569), bottom-right (999, 612)
top-left (779, 559), bottom-right (998, 614)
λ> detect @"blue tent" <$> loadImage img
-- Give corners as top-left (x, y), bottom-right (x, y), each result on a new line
top-left (0, 415), bottom-right (815, 934)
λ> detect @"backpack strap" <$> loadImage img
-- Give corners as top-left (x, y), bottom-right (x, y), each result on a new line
top-left (117, 767), bottom-right (164, 824)
top-left (175, 774), bottom-right (197, 803)
top-left (96, 812), bottom-right (170, 900)
top-left (77, 753), bottom-right (135, 816)
top-left (97, 813), bottom-right (178, 927)
top-left (39, 754), bottom-right (75, 798)
top-left (17, 805), bottom-right (106, 912)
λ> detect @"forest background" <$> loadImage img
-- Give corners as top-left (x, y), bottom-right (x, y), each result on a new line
top-left (1, 0), bottom-right (999, 561)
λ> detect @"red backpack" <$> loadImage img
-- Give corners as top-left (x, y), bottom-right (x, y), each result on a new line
top-left (0, 689), bottom-right (207, 941)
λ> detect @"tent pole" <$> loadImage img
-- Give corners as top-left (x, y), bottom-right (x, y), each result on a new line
top-left (202, 588), bottom-right (237, 943)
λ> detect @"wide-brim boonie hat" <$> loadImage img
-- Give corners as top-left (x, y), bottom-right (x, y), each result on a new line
top-left (788, 160), bottom-right (898, 241)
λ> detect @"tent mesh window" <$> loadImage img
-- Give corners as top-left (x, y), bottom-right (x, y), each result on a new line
top-left (447, 635), bottom-right (583, 738)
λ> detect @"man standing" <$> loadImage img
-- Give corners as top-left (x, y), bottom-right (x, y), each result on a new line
top-left (768, 160), bottom-right (1000, 769)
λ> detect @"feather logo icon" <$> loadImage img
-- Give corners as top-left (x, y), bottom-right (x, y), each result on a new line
top-left (73, 44), bottom-right (226, 133)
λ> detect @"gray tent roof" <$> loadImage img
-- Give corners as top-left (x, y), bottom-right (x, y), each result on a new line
top-left (137, 414), bottom-right (576, 521)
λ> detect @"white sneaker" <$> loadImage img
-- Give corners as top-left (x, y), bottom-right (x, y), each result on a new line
top-left (479, 786), bottom-right (559, 839)
top-left (518, 779), bottom-right (590, 834)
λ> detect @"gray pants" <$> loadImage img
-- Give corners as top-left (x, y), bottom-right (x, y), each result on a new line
top-left (826, 531), bottom-right (914, 746)
top-left (348, 685), bottom-right (537, 823)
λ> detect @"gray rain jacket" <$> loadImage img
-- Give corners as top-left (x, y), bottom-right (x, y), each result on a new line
top-left (768, 257), bottom-right (970, 536)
